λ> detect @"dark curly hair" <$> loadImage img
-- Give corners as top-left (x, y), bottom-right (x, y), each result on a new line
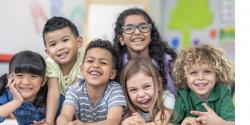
top-left (113, 8), bottom-right (177, 89)
top-left (42, 16), bottom-right (79, 46)
top-left (84, 39), bottom-right (118, 70)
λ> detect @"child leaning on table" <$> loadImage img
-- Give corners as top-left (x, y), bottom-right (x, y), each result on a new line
top-left (171, 44), bottom-right (235, 125)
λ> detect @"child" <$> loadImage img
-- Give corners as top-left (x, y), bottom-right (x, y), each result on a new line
top-left (57, 39), bottom-right (127, 125)
top-left (120, 58), bottom-right (174, 125)
top-left (113, 8), bottom-right (177, 97)
top-left (172, 44), bottom-right (235, 125)
top-left (42, 16), bottom-right (83, 124)
top-left (0, 51), bottom-right (48, 125)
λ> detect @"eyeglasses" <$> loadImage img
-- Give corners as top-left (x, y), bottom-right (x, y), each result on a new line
top-left (122, 23), bottom-right (151, 34)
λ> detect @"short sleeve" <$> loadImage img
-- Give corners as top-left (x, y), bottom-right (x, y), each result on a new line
top-left (163, 90), bottom-right (175, 109)
top-left (63, 84), bottom-right (79, 111)
top-left (45, 57), bottom-right (59, 78)
top-left (107, 85), bottom-right (127, 108)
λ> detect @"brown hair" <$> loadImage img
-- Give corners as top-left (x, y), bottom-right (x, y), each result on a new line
top-left (120, 57), bottom-right (167, 123)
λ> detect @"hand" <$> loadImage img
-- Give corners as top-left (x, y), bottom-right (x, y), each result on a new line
top-left (32, 119), bottom-right (52, 125)
top-left (181, 116), bottom-right (200, 125)
top-left (8, 74), bottom-right (23, 104)
top-left (191, 103), bottom-right (224, 125)
top-left (69, 120), bottom-right (84, 125)
top-left (121, 112), bottom-right (145, 125)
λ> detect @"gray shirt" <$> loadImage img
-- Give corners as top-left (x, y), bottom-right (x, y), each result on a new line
top-left (64, 80), bottom-right (127, 122)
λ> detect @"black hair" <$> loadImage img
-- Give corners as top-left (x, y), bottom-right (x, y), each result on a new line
top-left (42, 16), bottom-right (79, 46)
top-left (0, 50), bottom-right (47, 108)
top-left (113, 8), bottom-right (177, 89)
top-left (84, 39), bottom-right (117, 70)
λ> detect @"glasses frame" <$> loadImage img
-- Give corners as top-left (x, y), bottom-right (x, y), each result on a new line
top-left (122, 23), bottom-right (152, 34)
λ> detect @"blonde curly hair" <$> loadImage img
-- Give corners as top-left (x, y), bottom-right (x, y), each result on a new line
top-left (173, 44), bottom-right (234, 88)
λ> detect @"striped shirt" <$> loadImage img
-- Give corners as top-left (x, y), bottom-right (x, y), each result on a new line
top-left (64, 80), bottom-right (127, 122)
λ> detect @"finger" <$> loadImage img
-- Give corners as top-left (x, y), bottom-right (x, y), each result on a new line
top-left (190, 111), bottom-right (206, 116)
top-left (132, 112), bottom-right (140, 116)
top-left (202, 103), bottom-right (213, 113)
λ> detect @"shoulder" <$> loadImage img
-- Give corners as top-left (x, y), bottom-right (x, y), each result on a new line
top-left (214, 83), bottom-right (231, 97)
top-left (67, 80), bottom-right (84, 92)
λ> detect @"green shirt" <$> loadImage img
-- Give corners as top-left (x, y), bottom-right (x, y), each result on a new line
top-left (172, 84), bottom-right (235, 124)
top-left (45, 52), bottom-right (83, 95)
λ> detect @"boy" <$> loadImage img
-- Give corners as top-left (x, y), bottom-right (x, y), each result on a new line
top-left (171, 44), bottom-right (235, 125)
top-left (42, 16), bottom-right (83, 124)
top-left (57, 39), bottom-right (127, 125)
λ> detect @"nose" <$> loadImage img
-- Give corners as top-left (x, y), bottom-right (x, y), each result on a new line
top-left (133, 27), bottom-right (141, 34)
top-left (57, 42), bottom-right (65, 51)
top-left (137, 89), bottom-right (145, 98)
top-left (198, 73), bottom-right (205, 79)
top-left (91, 61), bottom-right (100, 68)
top-left (22, 76), bottom-right (31, 86)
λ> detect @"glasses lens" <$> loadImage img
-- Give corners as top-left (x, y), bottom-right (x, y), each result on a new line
top-left (138, 23), bottom-right (151, 33)
top-left (122, 23), bottom-right (151, 34)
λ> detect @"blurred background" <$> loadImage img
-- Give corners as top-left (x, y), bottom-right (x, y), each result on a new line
top-left (0, 0), bottom-right (235, 75)
top-left (0, 0), bottom-right (235, 124)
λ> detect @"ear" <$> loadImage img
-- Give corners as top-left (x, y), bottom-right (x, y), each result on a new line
top-left (45, 48), bottom-right (50, 56)
top-left (119, 36), bottom-right (125, 46)
top-left (42, 76), bottom-right (48, 86)
top-left (110, 70), bottom-right (117, 80)
top-left (77, 36), bottom-right (83, 48)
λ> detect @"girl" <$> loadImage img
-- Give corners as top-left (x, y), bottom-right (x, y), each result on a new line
top-left (0, 51), bottom-right (48, 125)
top-left (113, 8), bottom-right (177, 96)
top-left (172, 44), bottom-right (235, 125)
top-left (120, 58), bottom-right (174, 125)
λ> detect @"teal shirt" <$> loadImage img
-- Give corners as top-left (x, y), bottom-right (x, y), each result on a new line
top-left (172, 84), bottom-right (235, 124)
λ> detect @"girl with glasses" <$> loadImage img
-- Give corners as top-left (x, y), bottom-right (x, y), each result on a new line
top-left (113, 8), bottom-right (177, 108)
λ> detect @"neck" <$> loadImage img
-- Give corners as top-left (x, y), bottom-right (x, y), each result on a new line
top-left (127, 49), bottom-right (151, 62)
top-left (86, 83), bottom-right (107, 107)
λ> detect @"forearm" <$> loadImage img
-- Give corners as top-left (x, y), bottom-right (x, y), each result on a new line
top-left (57, 114), bottom-right (71, 125)
top-left (219, 120), bottom-right (235, 125)
top-left (0, 100), bottom-right (21, 117)
top-left (83, 119), bottom-right (121, 125)
top-left (45, 79), bottom-right (60, 124)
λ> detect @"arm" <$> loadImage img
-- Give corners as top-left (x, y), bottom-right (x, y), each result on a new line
top-left (0, 74), bottom-right (23, 117)
top-left (45, 77), bottom-right (60, 125)
top-left (57, 104), bottom-right (75, 125)
top-left (70, 106), bottom-right (124, 125)
top-left (121, 113), bottom-right (145, 125)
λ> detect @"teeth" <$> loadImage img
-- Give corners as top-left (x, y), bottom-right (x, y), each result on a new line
top-left (195, 83), bottom-right (207, 87)
top-left (90, 71), bottom-right (101, 75)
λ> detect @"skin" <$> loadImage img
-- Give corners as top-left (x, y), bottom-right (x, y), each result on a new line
top-left (183, 64), bottom-right (235, 125)
top-left (44, 26), bottom-right (82, 124)
top-left (123, 71), bottom-right (172, 125)
top-left (57, 48), bottom-right (123, 125)
top-left (0, 73), bottom-right (49, 125)
top-left (126, 71), bottom-right (154, 112)
top-left (119, 15), bottom-right (151, 60)
top-left (186, 64), bottom-right (216, 100)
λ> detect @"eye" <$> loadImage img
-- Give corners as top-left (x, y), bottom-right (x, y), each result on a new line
top-left (15, 73), bottom-right (23, 78)
top-left (128, 88), bottom-right (137, 93)
top-left (204, 70), bottom-right (212, 74)
top-left (63, 38), bottom-right (69, 42)
top-left (48, 43), bottom-right (56, 47)
top-left (144, 84), bottom-right (152, 90)
top-left (31, 75), bottom-right (39, 78)
top-left (100, 60), bottom-right (108, 65)
top-left (189, 71), bottom-right (197, 75)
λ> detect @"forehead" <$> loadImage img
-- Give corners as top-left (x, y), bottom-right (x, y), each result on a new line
top-left (187, 63), bottom-right (213, 70)
top-left (124, 15), bottom-right (147, 25)
top-left (85, 48), bottom-right (112, 60)
top-left (126, 71), bottom-right (153, 87)
top-left (44, 27), bottom-right (74, 41)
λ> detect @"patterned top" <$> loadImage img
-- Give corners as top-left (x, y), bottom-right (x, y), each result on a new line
top-left (64, 80), bottom-right (127, 122)
top-left (46, 51), bottom-right (83, 95)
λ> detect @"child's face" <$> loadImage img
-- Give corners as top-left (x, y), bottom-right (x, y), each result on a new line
top-left (120, 15), bottom-right (151, 54)
top-left (81, 48), bottom-right (116, 87)
top-left (12, 72), bottom-right (44, 103)
top-left (126, 71), bottom-right (154, 112)
top-left (186, 63), bottom-right (216, 100)
top-left (45, 27), bottom-right (82, 66)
